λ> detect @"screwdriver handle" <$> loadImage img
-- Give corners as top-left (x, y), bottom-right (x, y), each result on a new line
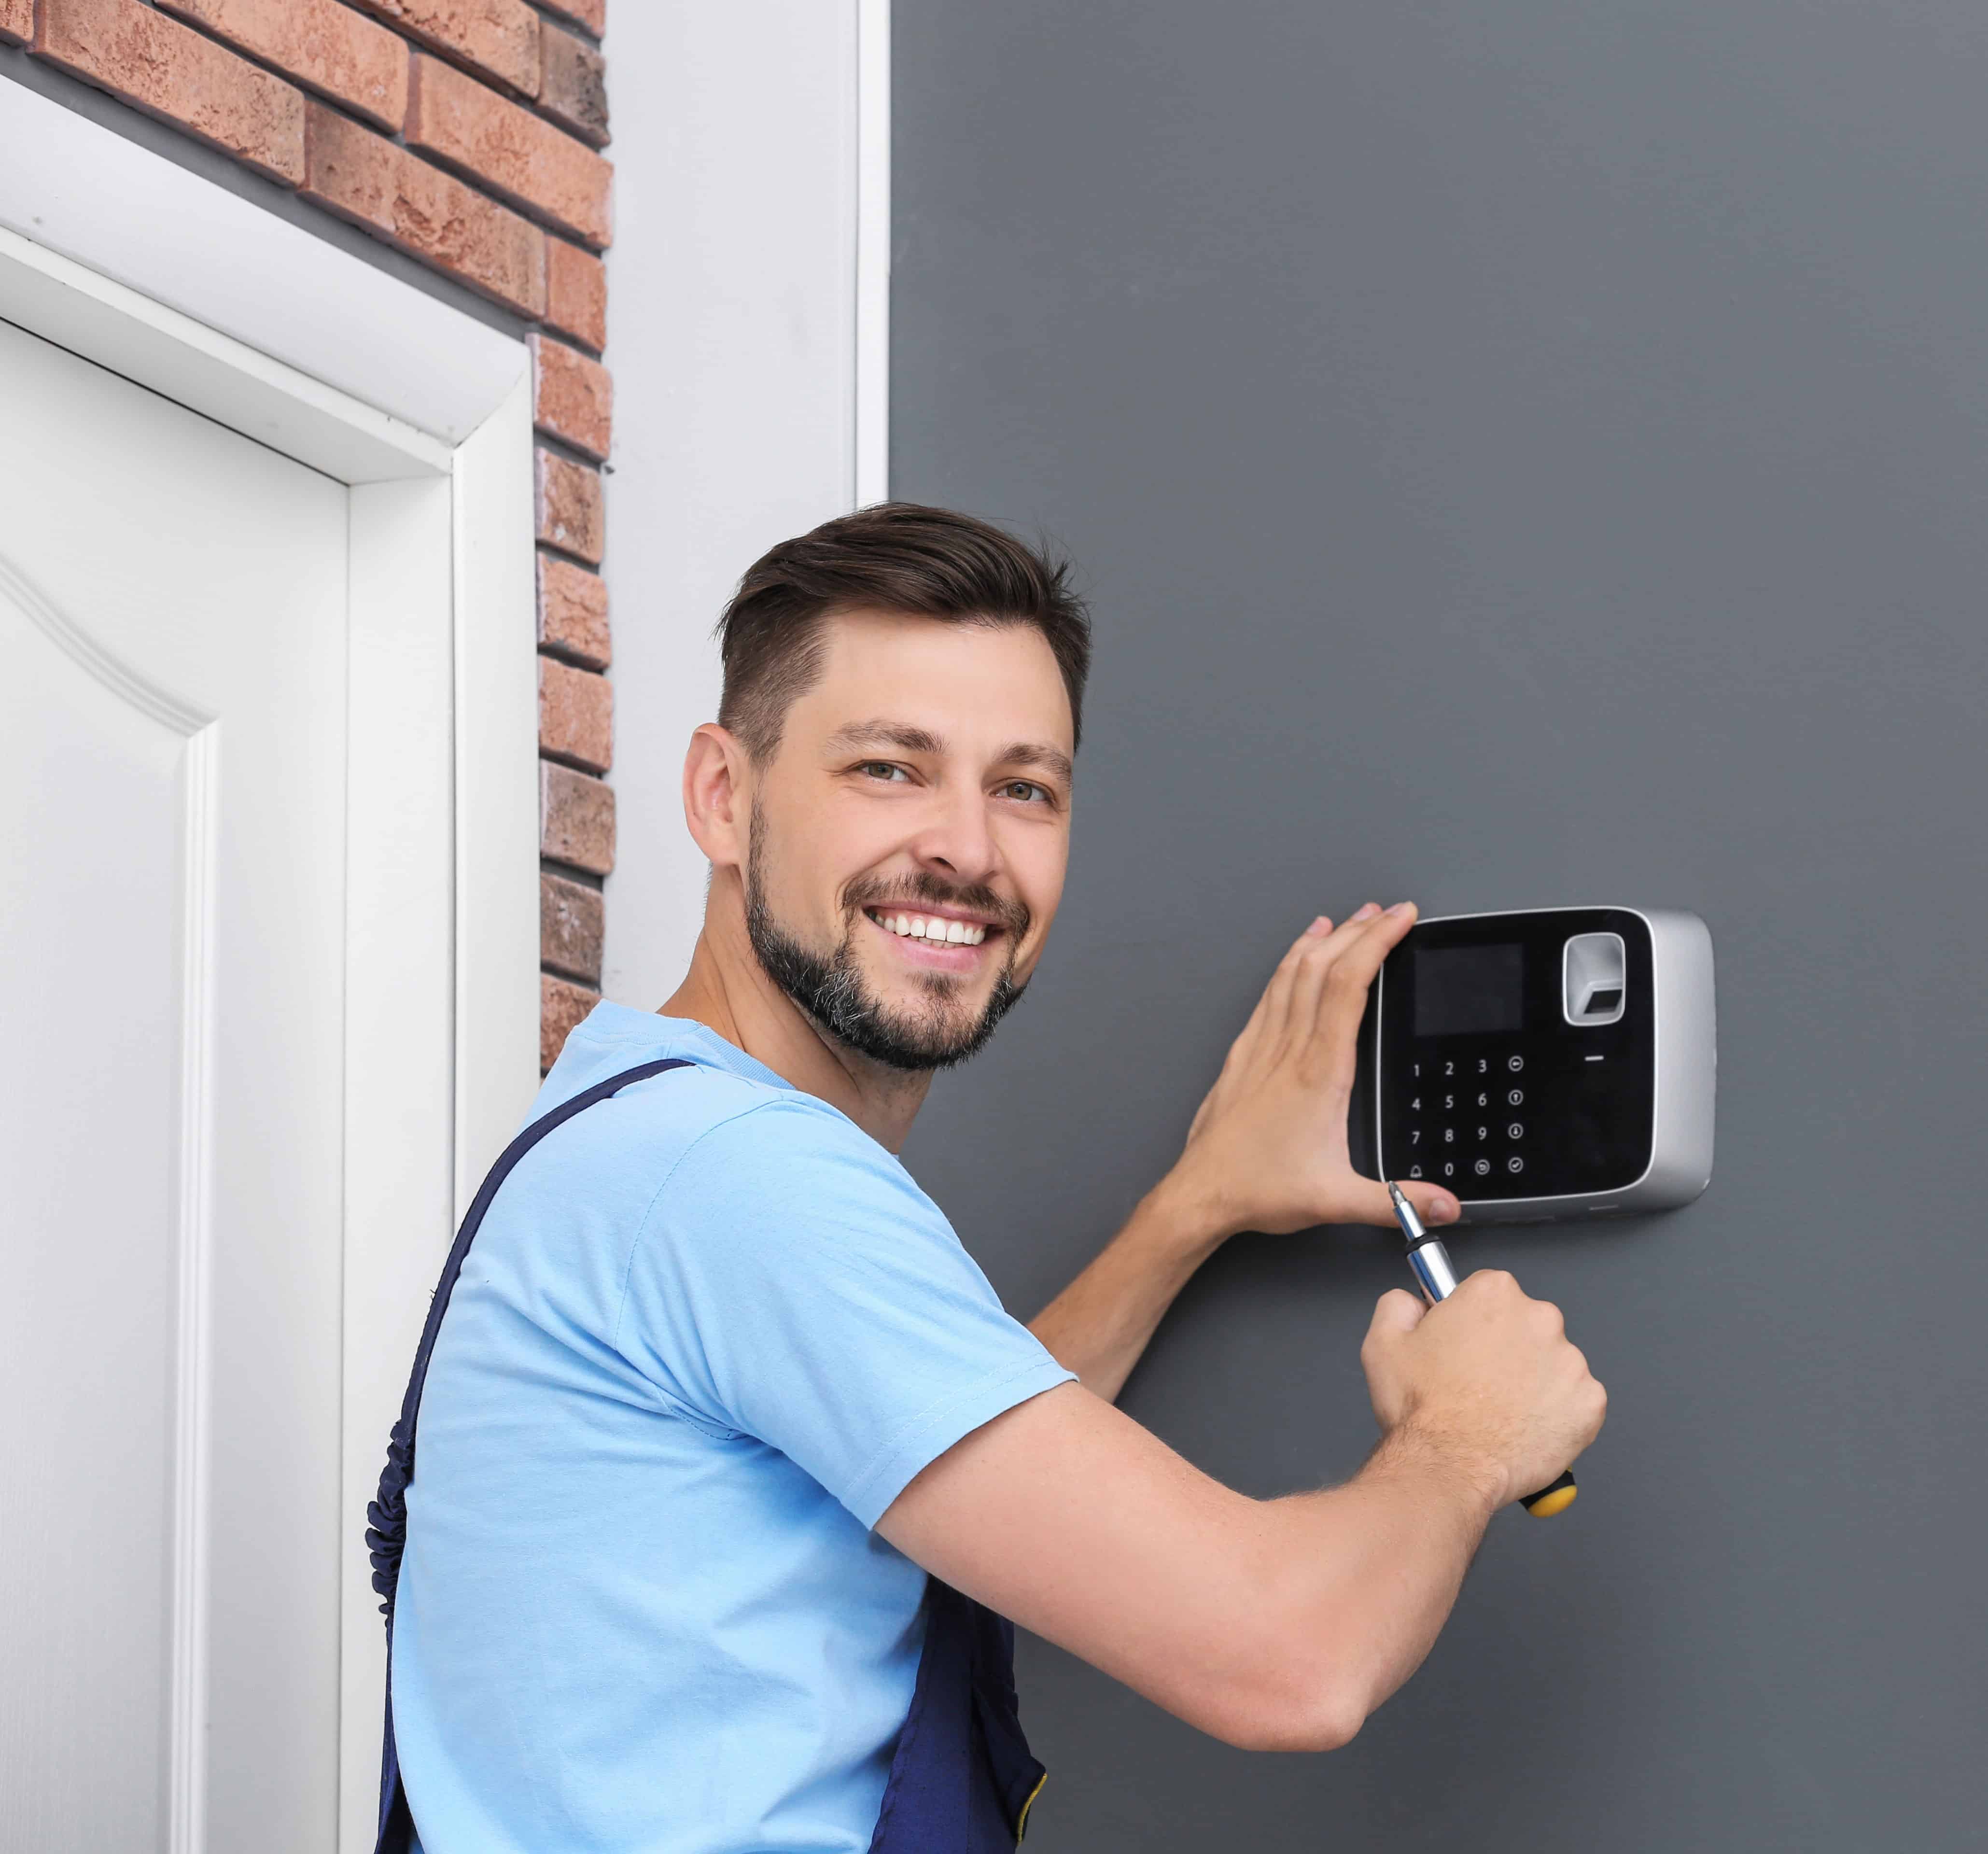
top-left (1519, 1468), bottom-right (1578, 1518)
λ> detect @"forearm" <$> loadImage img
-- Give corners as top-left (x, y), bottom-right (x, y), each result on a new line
top-left (1029, 1173), bottom-right (1227, 1402)
top-left (881, 1378), bottom-right (1511, 1756)
top-left (1247, 1426), bottom-right (1503, 1744)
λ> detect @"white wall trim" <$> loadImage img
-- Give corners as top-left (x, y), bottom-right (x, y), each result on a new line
top-left (855, 0), bottom-right (892, 506)
top-left (0, 74), bottom-right (522, 445)
top-left (449, 378), bottom-right (544, 1213)
top-left (602, 0), bottom-right (887, 1005)
top-left (0, 97), bottom-right (539, 1854)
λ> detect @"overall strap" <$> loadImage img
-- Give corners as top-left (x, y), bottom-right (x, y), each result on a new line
top-left (366, 1055), bottom-right (692, 1854)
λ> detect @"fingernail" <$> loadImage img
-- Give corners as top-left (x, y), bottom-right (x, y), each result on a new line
top-left (1387, 900), bottom-right (1415, 917)
top-left (1354, 902), bottom-right (1382, 920)
top-left (1431, 1194), bottom-right (1459, 1222)
top-left (1308, 914), bottom-right (1333, 935)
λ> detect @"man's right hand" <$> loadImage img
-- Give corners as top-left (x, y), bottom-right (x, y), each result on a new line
top-left (1361, 1272), bottom-right (1607, 1508)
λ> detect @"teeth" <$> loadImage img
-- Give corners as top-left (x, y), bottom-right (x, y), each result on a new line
top-left (870, 910), bottom-right (988, 946)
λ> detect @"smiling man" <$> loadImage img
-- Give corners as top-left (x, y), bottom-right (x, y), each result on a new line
top-left (387, 506), bottom-right (1605, 1854)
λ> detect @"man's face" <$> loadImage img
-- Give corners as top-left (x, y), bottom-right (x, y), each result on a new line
top-left (742, 608), bottom-right (1074, 1070)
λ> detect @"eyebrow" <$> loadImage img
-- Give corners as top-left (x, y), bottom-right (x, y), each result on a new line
top-left (824, 720), bottom-right (1074, 786)
top-left (824, 720), bottom-right (946, 758)
top-left (994, 741), bottom-right (1076, 785)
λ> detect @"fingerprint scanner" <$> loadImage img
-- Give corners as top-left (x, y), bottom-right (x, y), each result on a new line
top-left (1563, 932), bottom-right (1626, 1025)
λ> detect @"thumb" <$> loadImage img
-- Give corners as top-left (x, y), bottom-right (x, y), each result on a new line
top-left (1366, 1287), bottom-right (1428, 1347)
top-left (1350, 1176), bottom-right (1460, 1229)
top-left (1396, 1179), bottom-right (1461, 1229)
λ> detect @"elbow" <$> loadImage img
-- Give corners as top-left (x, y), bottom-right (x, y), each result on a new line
top-left (1219, 1693), bottom-right (1369, 1756)
top-left (1195, 1650), bottom-right (1373, 1755)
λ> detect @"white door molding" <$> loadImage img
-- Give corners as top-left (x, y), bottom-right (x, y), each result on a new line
top-left (0, 75), bottom-right (521, 446)
top-left (0, 83), bottom-right (538, 1852)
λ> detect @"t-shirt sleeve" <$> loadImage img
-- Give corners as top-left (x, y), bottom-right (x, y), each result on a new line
top-left (613, 1098), bottom-right (1075, 1528)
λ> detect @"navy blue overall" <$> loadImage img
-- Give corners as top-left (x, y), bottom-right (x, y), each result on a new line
top-left (365, 1059), bottom-right (1047, 1854)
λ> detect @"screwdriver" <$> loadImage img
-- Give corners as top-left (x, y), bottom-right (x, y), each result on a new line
top-left (1384, 1180), bottom-right (1579, 1518)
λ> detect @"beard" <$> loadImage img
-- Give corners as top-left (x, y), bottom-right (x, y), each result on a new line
top-left (744, 804), bottom-right (1030, 1073)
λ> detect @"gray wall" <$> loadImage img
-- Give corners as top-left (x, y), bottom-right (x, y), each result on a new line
top-left (892, 4), bottom-right (1988, 1849)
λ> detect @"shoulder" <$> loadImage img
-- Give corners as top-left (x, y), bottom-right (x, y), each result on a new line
top-left (489, 1056), bottom-right (816, 1235)
top-left (521, 1057), bottom-right (939, 1234)
top-left (662, 1089), bottom-right (943, 1231)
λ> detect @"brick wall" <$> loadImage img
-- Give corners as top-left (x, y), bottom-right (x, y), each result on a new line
top-left (4, 0), bottom-right (617, 1070)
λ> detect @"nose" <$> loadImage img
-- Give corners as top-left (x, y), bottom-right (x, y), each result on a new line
top-left (909, 777), bottom-right (1001, 887)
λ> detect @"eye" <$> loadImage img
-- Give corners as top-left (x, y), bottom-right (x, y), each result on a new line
top-left (1000, 780), bottom-right (1052, 804)
top-left (857, 761), bottom-right (910, 783)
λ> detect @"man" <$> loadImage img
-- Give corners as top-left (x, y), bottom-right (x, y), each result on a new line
top-left (391, 505), bottom-right (1605, 1851)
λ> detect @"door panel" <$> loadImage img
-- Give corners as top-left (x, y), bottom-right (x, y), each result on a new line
top-left (0, 317), bottom-right (349, 1851)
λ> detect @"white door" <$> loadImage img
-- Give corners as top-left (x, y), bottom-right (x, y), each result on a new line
top-left (2, 315), bottom-right (351, 1850)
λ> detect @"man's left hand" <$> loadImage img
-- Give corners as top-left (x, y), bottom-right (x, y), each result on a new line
top-left (1163, 902), bottom-right (1459, 1239)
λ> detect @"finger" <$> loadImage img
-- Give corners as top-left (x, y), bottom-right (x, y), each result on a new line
top-left (1256, 909), bottom-right (1363, 1047)
top-left (1311, 901), bottom-right (1419, 1045)
top-left (1305, 901), bottom-right (1385, 966)
top-left (1284, 920), bottom-right (1344, 1040)
top-left (1453, 1267), bottom-right (1520, 1306)
top-left (1273, 899), bottom-right (1407, 1042)
top-left (1366, 1287), bottom-right (1428, 1345)
top-left (1351, 1175), bottom-right (1459, 1228)
top-left (1333, 900), bottom-right (1418, 994)
top-left (1273, 911), bottom-right (1348, 978)
top-left (1280, 914), bottom-right (1340, 1025)
top-left (1279, 901), bottom-right (1386, 1027)
top-left (1254, 919), bottom-right (1333, 1041)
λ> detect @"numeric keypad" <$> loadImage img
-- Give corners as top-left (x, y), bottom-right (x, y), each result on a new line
top-left (1399, 1045), bottom-right (1531, 1188)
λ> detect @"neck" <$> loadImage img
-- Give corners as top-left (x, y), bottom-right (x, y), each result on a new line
top-left (658, 870), bottom-right (933, 1151)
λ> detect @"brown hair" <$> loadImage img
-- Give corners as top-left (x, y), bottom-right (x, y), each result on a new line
top-left (715, 502), bottom-right (1092, 762)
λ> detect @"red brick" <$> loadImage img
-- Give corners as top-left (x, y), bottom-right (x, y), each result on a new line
top-left (538, 555), bottom-right (610, 668)
top-left (536, 448), bottom-right (604, 563)
top-left (545, 238), bottom-right (606, 351)
top-left (530, 334), bottom-right (612, 461)
top-left (539, 656), bottom-right (612, 773)
top-left (538, 0), bottom-right (602, 38)
top-left (0, 0), bottom-right (32, 48)
top-left (35, 0), bottom-right (305, 185)
top-left (301, 100), bottom-right (545, 315)
top-left (540, 871), bottom-right (604, 982)
top-left (541, 972), bottom-right (598, 1072)
top-left (541, 762), bottom-right (615, 875)
top-left (407, 52), bottom-right (611, 248)
top-left (537, 19), bottom-right (606, 148)
top-left (350, 0), bottom-right (537, 96)
top-left (156, 0), bottom-right (408, 132)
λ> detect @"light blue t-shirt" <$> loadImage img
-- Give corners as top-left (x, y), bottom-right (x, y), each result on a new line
top-left (392, 1003), bottom-right (1074, 1854)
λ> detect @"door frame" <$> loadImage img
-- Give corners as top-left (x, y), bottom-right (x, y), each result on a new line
top-left (0, 78), bottom-right (539, 1852)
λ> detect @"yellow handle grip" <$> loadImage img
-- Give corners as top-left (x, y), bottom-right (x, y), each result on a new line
top-left (1520, 1469), bottom-right (1578, 1517)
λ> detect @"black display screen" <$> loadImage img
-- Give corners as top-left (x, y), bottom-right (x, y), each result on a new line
top-left (1413, 944), bottom-right (1524, 1038)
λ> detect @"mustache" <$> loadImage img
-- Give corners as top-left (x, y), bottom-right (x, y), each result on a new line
top-left (841, 871), bottom-right (1032, 941)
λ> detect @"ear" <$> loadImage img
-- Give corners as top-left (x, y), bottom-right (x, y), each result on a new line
top-left (682, 723), bottom-right (754, 869)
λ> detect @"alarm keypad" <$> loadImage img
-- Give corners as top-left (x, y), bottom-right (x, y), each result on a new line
top-left (1374, 909), bottom-right (1658, 1201)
